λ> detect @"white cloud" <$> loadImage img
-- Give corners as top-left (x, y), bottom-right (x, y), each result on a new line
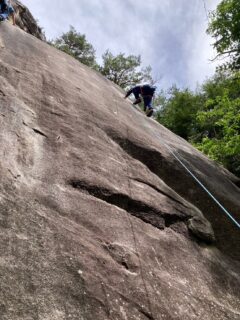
top-left (21, 0), bottom-right (222, 90)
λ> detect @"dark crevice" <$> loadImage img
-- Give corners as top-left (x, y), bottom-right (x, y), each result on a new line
top-left (8, 169), bottom-right (21, 180)
top-left (139, 309), bottom-right (154, 320)
top-left (32, 128), bottom-right (48, 138)
top-left (108, 132), bottom-right (240, 251)
top-left (23, 121), bottom-right (48, 138)
top-left (106, 129), bottom-right (172, 179)
top-left (163, 213), bottom-right (189, 227)
top-left (69, 179), bottom-right (190, 232)
top-left (234, 180), bottom-right (240, 188)
top-left (49, 111), bottom-right (64, 117)
top-left (0, 89), bottom-right (6, 96)
top-left (129, 300), bottom-right (155, 320)
top-left (121, 261), bottom-right (129, 270)
top-left (105, 130), bottom-right (192, 205)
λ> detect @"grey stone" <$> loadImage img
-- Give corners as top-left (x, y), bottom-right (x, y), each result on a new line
top-left (0, 22), bottom-right (240, 320)
top-left (11, 0), bottom-right (45, 40)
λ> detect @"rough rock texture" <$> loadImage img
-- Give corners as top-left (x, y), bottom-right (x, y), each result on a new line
top-left (0, 22), bottom-right (240, 320)
top-left (11, 0), bottom-right (45, 40)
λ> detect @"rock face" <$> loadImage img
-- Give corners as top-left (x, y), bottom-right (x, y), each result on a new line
top-left (11, 0), bottom-right (45, 40)
top-left (0, 22), bottom-right (240, 320)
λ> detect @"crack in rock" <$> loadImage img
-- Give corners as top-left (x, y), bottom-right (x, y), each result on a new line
top-left (22, 121), bottom-right (48, 138)
top-left (32, 128), bottom-right (48, 138)
top-left (234, 180), bottom-right (240, 188)
top-left (105, 129), bottom-right (215, 243)
top-left (49, 111), bottom-right (64, 117)
top-left (69, 179), bottom-right (190, 233)
top-left (0, 89), bottom-right (6, 96)
top-left (106, 129), bottom-right (169, 180)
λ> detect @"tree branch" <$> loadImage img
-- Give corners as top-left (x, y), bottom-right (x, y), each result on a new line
top-left (210, 49), bottom-right (239, 62)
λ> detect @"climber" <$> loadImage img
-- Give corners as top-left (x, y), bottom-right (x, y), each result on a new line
top-left (0, 0), bottom-right (16, 25)
top-left (124, 84), bottom-right (156, 117)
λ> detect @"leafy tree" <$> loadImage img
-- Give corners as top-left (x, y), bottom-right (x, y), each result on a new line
top-left (155, 87), bottom-right (203, 139)
top-left (50, 29), bottom-right (153, 88)
top-left (193, 72), bottom-right (240, 176)
top-left (155, 0), bottom-right (240, 176)
top-left (50, 26), bottom-right (97, 68)
top-left (97, 50), bottom-right (153, 89)
top-left (155, 72), bottom-right (240, 177)
top-left (194, 93), bottom-right (240, 176)
top-left (207, 0), bottom-right (240, 70)
top-left (153, 90), bottom-right (167, 109)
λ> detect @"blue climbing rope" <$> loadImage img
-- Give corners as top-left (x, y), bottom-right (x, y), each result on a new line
top-left (161, 139), bottom-right (240, 229)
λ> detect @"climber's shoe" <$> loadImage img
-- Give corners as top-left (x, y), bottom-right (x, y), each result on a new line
top-left (133, 98), bottom-right (142, 105)
top-left (146, 107), bottom-right (154, 117)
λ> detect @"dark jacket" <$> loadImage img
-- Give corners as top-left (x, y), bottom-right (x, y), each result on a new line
top-left (0, 0), bottom-right (14, 14)
top-left (125, 84), bottom-right (156, 98)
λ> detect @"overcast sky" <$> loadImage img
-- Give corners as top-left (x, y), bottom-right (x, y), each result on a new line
top-left (21, 0), bottom-right (221, 90)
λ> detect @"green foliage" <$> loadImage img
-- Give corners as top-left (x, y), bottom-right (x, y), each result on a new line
top-left (153, 0), bottom-right (240, 178)
top-left (50, 28), bottom-right (153, 88)
top-left (193, 73), bottom-right (240, 176)
top-left (50, 26), bottom-right (97, 68)
top-left (155, 87), bottom-right (203, 139)
top-left (207, 0), bottom-right (240, 70)
top-left (97, 50), bottom-right (153, 89)
top-left (156, 72), bottom-right (240, 177)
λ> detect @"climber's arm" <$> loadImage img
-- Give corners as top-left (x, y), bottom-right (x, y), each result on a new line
top-left (125, 88), bottom-right (133, 99)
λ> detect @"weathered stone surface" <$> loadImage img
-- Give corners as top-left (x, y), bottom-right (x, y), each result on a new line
top-left (0, 22), bottom-right (240, 320)
top-left (188, 215), bottom-right (215, 243)
top-left (11, 0), bottom-right (45, 40)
